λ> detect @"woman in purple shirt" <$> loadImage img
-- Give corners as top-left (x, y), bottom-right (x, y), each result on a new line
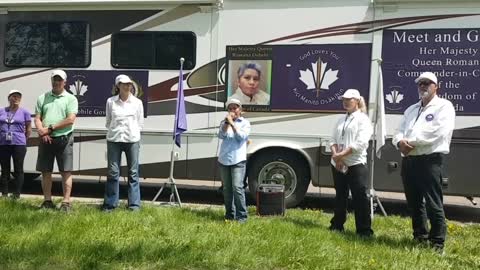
top-left (0, 89), bottom-right (32, 199)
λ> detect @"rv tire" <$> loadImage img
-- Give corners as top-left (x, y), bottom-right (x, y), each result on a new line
top-left (248, 151), bottom-right (310, 208)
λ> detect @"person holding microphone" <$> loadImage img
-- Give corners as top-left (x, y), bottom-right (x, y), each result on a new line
top-left (218, 98), bottom-right (250, 223)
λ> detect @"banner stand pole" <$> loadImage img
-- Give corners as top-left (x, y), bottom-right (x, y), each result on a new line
top-left (152, 141), bottom-right (182, 207)
top-left (369, 59), bottom-right (387, 219)
top-left (152, 58), bottom-right (185, 207)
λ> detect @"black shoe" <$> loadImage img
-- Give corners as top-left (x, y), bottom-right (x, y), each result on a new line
top-left (10, 194), bottom-right (20, 200)
top-left (328, 226), bottom-right (345, 232)
top-left (101, 204), bottom-right (115, 212)
top-left (357, 232), bottom-right (374, 238)
top-left (430, 243), bottom-right (445, 255)
top-left (40, 200), bottom-right (56, 209)
top-left (414, 237), bottom-right (429, 246)
top-left (59, 202), bottom-right (72, 212)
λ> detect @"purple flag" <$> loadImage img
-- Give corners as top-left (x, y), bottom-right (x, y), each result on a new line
top-left (174, 64), bottom-right (187, 147)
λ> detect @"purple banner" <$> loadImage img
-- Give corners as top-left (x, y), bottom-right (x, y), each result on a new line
top-left (64, 70), bottom-right (148, 117)
top-left (382, 29), bottom-right (480, 115)
top-left (271, 44), bottom-right (371, 111)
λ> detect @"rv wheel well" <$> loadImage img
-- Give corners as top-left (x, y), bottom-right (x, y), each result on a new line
top-left (247, 147), bottom-right (311, 178)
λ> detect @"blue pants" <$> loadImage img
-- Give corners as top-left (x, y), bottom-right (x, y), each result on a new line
top-left (104, 141), bottom-right (141, 209)
top-left (219, 161), bottom-right (247, 221)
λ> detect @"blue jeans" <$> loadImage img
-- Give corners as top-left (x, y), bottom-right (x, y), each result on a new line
top-left (104, 141), bottom-right (141, 209)
top-left (219, 161), bottom-right (247, 221)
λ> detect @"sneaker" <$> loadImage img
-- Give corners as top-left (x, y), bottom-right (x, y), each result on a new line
top-left (10, 194), bottom-right (20, 200)
top-left (59, 202), bottom-right (72, 212)
top-left (237, 218), bottom-right (247, 224)
top-left (40, 200), bottom-right (56, 209)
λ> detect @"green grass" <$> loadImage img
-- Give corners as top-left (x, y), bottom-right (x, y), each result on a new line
top-left (0, 199), bottom-right (479, 270)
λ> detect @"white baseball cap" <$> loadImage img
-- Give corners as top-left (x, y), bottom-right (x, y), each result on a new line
top-left (8, 89), bottom-right (22, 97)
top-left (341, 89), bottom-right (361, 99)
top-left (115, 74), bottom-right (133, 85)
top-left (414, 72), bottom-right (438, 85)
top-left (51, 69), bottom-right (67, 80)
top-left (225, 98), bottom-right (242, 108)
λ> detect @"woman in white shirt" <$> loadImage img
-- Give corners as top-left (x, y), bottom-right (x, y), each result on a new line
top-left (329, 89), bottom-right (373, 237)
top-left (102, 74), bottom-right (144, 211)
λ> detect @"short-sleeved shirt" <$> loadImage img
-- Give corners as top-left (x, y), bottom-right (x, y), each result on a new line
top-left (35, 90), bottom-right (78, 137)
top-left (0, 107), bottom-right (32, 145)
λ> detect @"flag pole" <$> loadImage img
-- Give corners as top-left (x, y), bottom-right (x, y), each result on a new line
top-left (152, 58), bottom-right (185, 206)
top-left (369, 58), bottom-right (387, 218)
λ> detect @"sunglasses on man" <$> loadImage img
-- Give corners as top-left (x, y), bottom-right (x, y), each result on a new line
top-left (417, 80), bottom-right (433, 87)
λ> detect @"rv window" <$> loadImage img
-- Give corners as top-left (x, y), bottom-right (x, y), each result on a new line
top-left (111, 31), bottom-right (196, 70)
top-left (4, 22), bottom-right (90, 67)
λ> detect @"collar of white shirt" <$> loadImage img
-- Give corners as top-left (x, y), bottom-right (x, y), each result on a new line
top-left (346, 109), bottom-right (362, 118)
top-left (415, 94), bottom-right (442, 109)
top-left (113, 94), bottom-right (133, 103)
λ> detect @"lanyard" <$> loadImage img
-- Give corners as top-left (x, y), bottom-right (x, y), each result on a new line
top-left (341, 113), bottom-right (354, 139)
top-left (414, 105), bottom-right (424, 125)
top-left (5, 108), bottom-right (17, 130)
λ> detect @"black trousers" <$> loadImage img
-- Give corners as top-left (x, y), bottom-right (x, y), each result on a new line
top-left (401, 153), bottom-right (446, 248)
top-left (0, 145), bottom-right (27, 196)
top-left (330, 163), bottom-right (373, 235)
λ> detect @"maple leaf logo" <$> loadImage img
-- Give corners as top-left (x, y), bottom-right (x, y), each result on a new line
top-left (299, 56), bottom-right (339, 97)
top-left (386, 89), bottom-right (404, 104)
top-left (70, 79), bottom-right (88, 96)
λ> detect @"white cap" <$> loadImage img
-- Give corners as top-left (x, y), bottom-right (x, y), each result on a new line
top-left (414, 72), bottom-right (438, 85)
top-left (51, 69), bottom-right (67, 80)
top-left (225, 98), bottom-right (242, 108)
top-left (8, 89), bottom-right (22, 97)
top-left (341, 89), bottom-right (361, 99)
top-left (115, 74), bottom-right (133, 85)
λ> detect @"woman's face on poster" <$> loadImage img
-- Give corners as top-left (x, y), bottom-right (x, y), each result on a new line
top-left (238, 68), bottom-right (260, 97)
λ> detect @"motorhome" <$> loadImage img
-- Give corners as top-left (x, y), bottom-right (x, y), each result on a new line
top-left (0, 0), bottom-right (479, 207)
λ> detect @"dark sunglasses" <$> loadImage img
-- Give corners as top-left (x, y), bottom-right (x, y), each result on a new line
top-left (417, 80), bottom-right (433, 87)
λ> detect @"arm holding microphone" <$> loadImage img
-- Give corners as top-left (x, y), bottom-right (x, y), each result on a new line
top-left (218, 112), bottom-right (234, 139)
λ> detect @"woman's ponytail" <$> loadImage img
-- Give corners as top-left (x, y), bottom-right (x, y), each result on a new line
top-left (358, 96), bottom-right (367, 114)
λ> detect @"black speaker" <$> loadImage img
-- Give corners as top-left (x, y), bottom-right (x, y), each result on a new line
top-left (256, 184), bottom-right (285, 216)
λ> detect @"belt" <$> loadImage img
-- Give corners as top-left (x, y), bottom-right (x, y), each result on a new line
top-left (51, 132), bottom-right (72, 138)
top-left (403, 153), bottom-right (443, 160)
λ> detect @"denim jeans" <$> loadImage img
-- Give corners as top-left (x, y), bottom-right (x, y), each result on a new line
top-left (219, 161), bottom-right (247, 221)
top-left (104, 141), bottom-right (141, 209)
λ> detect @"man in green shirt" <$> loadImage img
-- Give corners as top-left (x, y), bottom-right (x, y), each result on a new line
top-left (35, 70), bottom-right (78, 212)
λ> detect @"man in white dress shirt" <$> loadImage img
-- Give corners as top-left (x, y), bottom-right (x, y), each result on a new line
top-left (392, 72), bottom-right (455, 254)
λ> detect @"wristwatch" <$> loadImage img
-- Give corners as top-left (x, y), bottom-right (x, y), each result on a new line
top-left (48, 124), bottom-right (54, 134)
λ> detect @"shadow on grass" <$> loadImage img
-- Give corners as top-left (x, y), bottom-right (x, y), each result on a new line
top-left (282, 216), bottom-right (325, 229)
top-left (334, 229), bottom-right (426, 252)
top-left (179, 207), bottom-right (224, 222)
